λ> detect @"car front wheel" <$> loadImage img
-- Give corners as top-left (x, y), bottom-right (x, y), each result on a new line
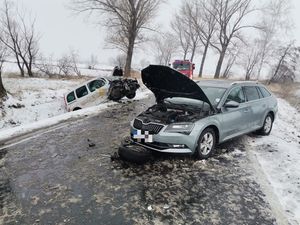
top-left (258, 113), bottom-right (273, 135)
top-left (196, 128), bottom-right (216, 159)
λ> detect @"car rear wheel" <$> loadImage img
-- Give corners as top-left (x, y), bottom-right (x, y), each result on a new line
top-left (196, 128), bottom-right (216, 159)
top-left (258, 113), bottom-right (273, 135)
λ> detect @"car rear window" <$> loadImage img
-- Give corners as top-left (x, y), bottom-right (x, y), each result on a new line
top-left (66, 91), bottom-right (76, 103)
top-left (259, 87), bottom-right (271, 97)
top-left (243, 86), bottom-right (260, 101)
top-left (76, 85), bottom-right (88, 98)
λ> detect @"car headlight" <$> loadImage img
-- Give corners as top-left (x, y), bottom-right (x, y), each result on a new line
top-left (165, 123), bottom-right (194, 135)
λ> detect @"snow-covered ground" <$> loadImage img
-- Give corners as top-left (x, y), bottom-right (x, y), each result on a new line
top-left (0, 76), bottom-right (150, 132)
top-left (1, 73), bottom-right (299, 224)
top-left (249, 98), bottom-right (300, 225)
top-left (0, 77), bottom-right (87, 129)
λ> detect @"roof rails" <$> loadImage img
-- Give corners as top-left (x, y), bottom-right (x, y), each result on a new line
top-left (231, 80), bottom-right (259, 85)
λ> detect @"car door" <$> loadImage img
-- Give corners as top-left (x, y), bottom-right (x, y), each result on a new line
top-left (243, 86), bottom-right (265, 130)
top-left (75, 85), bottom-right (90, 108)
top-left (87, 79), bottom-right (108, 106)
top-left (221, 86), bottom-right (250, 139)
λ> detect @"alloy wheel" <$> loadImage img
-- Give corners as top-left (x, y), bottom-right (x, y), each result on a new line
top-left (264, 116), bottom-right (272, 133)
top-left (200, 132), bottom-right (214, 155)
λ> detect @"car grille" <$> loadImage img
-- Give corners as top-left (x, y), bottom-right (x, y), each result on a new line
top-left (133, 119), bottom-right (164, 134)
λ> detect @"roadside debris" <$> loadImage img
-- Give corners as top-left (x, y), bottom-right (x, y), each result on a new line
top-left (107, 78), bottom-right (140, 101)
top-left (87, 139), bottom-right (96, 148)
top-left (118, 136), bottom-right (153, 164)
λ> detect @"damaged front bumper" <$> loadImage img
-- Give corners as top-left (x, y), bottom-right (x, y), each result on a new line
top-left (130, 122), bottom-right (196, 154)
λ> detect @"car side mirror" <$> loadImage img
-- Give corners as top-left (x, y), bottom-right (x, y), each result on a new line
top-left (224, 100), bottom-right (239, 108)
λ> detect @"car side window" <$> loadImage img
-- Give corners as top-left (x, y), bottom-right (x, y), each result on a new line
top-left (259, 87), bottom-right (271, 98)
top-left (226, 87), bottom-right (245, 103)
top-left (88, 79), bottom-right (105, 92)
top-left (76, 85), bottom-right (88, 98)
top-left (243, 86), bottom-right (260, 101)
top-left (67, 91), bottom-right (76, 103)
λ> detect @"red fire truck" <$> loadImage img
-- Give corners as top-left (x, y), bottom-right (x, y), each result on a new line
top-left (172, 60), bottom-right (195, 79)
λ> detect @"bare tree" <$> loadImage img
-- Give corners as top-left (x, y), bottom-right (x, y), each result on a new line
top-left (0, 0), bottom-right (39, 77)
top-left (57, 50), bottom-right (81, 77)
top-left (0, 44), bottom-right (8, 98)
top-left (243, 50), bottom-right (259, 80)
top-left (58, 55), bottom-right (73, 76)
top-left (152, 33), bottom-right (178, 66)
top-left (71, 0), bottom-right (162, 77)
top-left (69, 50), bottom-right (81, 76)
top-left (268, 43), bottom-right (300, 84)
top-left (171, 1), bottom-right (201, 63)
top-left (171, 16), bottom-right (191, 60)
top-left (256, 0), bottom-right (292, 79)
top-left (222, 47), bottom-right (239, 79)
top-left (36, 54), bottom-right (57, 77)
top-left (187, 0), bottom-right (217, 77)
top-left (209, 0), bottom-right (256, 78)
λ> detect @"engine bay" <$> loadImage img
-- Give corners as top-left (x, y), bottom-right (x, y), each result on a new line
top-left (136, 102), bottom-right (212, 124)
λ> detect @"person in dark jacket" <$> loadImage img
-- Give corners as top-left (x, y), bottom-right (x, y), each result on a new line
top-left (112, 66), bottom-right (123, 76)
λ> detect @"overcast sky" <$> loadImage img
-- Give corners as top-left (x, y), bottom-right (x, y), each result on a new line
top-left (6, 0), bottom-right (300, 73)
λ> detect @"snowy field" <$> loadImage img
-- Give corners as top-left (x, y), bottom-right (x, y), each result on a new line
top-left (249, 98), bottom-right (300, 225)
top-left (0, 77), bottom-right (87, 129)
top-left (3, 61), bottom-right (114, 78)
top-left (0, 76), bottom-right (150, 133)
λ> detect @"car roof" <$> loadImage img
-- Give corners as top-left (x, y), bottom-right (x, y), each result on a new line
top-left (196, 79), bottom-right (260, 88)
top-left (66, 77), bottom-right (108, 94)
top-left (196, 79), bottom-right (233, 88)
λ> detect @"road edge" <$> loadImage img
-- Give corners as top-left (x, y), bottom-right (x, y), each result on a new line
top-left (246, 142), bottom-right (290, 225)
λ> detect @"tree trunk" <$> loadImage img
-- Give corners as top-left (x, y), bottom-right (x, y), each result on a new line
top-left (245, 71), bottom-right (250, 80)
top-left (214, 48), bottom-right (226, 79)
top-left (0, 71), bottom-right (6, 99)
top-left (124, 37), bottom-right (135, 77)
top-left (198, 41), bottom-right (209, 77)
top-left (190, 43), bottom-right (196, 63)
top-left (183, 51), bottom-right (187, 61)
top-left (24, 61), bottom-right (34, 77)
top-left (15, 54), bottom-right (25, 77)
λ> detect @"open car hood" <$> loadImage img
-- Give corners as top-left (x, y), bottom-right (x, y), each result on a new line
top-left (142, 65), bottom-right (214, 110)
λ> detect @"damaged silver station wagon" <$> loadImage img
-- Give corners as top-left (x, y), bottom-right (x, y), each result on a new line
top-left (126, 65), bottom-right (278, 160)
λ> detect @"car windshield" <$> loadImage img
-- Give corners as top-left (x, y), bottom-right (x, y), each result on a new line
top-left (173, 63), bottom-right (190, 70)
top-left (200, 86), bottom-right (227, 106)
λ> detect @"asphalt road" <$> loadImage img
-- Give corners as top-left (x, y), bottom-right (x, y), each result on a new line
top-left (0, 97), bottom-right (278, 225)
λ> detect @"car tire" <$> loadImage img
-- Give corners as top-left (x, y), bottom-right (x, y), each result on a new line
top-left (108, 87), bottom-right (123, 101)
top-left (126, 92), bottom-right (136, 99)
top-left (196, 128), bottom-right (216, 160)
top-left (257, 113), bottom-right (273, 136)
top-left (118, 138), bottom-right (152, 164)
